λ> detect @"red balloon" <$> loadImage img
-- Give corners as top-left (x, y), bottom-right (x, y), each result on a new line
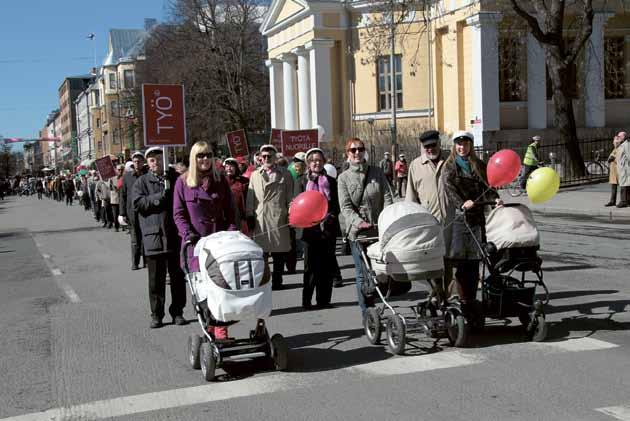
top-left (289, 191), bottom-right (329, 228)
top-left (487, 149), bottom-right (522, 187)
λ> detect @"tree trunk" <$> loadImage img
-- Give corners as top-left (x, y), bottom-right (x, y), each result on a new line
top-left (547, 54), bottom-right (586, 177)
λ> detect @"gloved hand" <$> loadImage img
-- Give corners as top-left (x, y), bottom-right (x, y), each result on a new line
top-left (246, 216), bottom-right (256, 231)
top-left (227, 224), bottom-right (238, 231)
top-left (185, 232), bottom-right (200, 244)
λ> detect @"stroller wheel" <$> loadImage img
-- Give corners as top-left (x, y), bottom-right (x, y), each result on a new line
top-left (270, 334), bottom-right (289, 371)
top-left (525, 314), bottom-right (548, 342)
top-left (187, 334), bottom-right (202, 370)
top-left (446, 309), bottom-right (468, 348)
top-left (386, 315), bottom-right (406, 355)
top-left (363, 308), bottom-right (382, 345)
top-left (200, 342), bottom-right (216, 381)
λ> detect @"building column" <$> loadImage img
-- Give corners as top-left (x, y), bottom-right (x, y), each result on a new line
top-left (293, 47), bottom-right (312, 130)
top-left (527, 33), bottom-right (547, 129)
top-left (466, 12), bottom-right (502, 147)
top-left (280, 53), bottom-right (298, 130)
top-left (584, 12), bottom-right (614, 128)
top-left (306, 39), bottom-right (334, 142)
top-left (265, 59), bottom-right (285, 129)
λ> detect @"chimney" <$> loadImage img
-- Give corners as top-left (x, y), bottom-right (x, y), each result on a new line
top-left (144, 18), bottom-right (157, 30)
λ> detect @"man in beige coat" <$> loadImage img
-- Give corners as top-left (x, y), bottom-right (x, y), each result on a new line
top-left (247, 144), bottom-right (295, 289)
top-left (406, 129), bottom-right (450, 303)
top-left (616, 131), bottom-right (630, 208)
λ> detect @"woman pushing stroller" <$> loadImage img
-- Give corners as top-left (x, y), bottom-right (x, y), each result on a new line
top-left (438, 131), bottom-right (503, 321)
top-left (173, 141), bottom-right (237, 340)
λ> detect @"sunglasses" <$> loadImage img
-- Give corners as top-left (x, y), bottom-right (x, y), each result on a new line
top-left (348, 147), bottom-right (366, 154)
top-left (260, 154), bottom-right (273, 159)
top-left (196, 153), bottom-right (212, 159)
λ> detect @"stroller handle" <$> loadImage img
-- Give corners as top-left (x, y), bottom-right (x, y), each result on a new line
top-left (181, 240), bottom-right (195, 275)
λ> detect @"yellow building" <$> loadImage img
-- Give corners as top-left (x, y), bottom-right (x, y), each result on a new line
top-left (260, 0), bottom-right (630, 148)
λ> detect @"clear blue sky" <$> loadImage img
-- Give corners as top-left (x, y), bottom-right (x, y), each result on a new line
top-left (0, 0), bottom-right (168, 150)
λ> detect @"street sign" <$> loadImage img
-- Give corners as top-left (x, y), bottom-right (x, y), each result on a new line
top-left (225, 129), bottom-right (249, 158)
top-left (95, 156), bottom-right (116, 180)
top-left (281, 129), bottom-right (318, 157)
top-left (270, 128), bottom-right (282, 153)
top-left (141, 84), bottom-right (187, 147)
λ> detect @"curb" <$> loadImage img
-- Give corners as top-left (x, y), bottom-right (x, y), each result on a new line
top-left (528, 206), bottom-right (630, 223)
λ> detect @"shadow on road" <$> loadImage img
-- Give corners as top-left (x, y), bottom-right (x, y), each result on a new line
top-left (31, 226), bottom-right (110, 235)
top-left (545, 289), bottom-right (618, 300)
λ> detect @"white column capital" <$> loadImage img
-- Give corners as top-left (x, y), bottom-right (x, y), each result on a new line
top-left (305, 39), bottom-right (335, 51)
top-left (291, 46), bottom-right (309, 57)
top-left (466, 11), bottom-right (502, 28)
top-left (279, 52), bottom-right (297, 63)
top-left (265, 58), bottom-right (282, 68)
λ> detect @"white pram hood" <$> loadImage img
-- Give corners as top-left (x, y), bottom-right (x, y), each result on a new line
top-left (193, 231), bottom-right (271, 322)
top-left (486, 204), bottom-right (539, 250)
top-left (367, 202), bottom-right (445, 282)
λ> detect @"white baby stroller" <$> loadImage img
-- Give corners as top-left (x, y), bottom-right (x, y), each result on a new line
top-left (357, 202), bottom-right (462, 354)
top-left (182, 231), bottom-right (289, 381)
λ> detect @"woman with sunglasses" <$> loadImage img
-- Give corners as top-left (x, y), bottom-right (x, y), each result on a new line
top-left (173, 142), bottom-right (236, 338)
top-left (338, 138), bottom-right (394, 317)
top-left (438, 131), bottom-right (502, 323)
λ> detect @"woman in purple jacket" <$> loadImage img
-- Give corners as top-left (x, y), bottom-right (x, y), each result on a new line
top-left (173, 141), bottom-right (236, 339)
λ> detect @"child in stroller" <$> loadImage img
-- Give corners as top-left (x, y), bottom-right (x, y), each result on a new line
top-left (182, 231), bottom-right (289, 381)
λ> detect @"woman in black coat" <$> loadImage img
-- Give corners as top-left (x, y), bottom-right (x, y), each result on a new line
top-left (301, 148), bottom-right (341, 310)
top-left (438, 131), bottom-right (502, 317)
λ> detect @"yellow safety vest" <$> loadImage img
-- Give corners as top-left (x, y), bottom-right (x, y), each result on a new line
top-left (523, 142), bottom-right (539, 166)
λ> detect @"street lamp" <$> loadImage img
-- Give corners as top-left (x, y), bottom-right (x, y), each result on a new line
top-left (367, 117), bottom-right (375, 165)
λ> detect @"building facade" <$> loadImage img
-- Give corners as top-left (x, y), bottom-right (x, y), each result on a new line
top-left (260, 0), bottom-right (630, 148)
top-left (58, 76), bottom-right (93, 163)
top-left (75, 89), bottom-right (93, 161)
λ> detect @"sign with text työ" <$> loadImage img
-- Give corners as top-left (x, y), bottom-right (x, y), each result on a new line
top-left (95, 156), bottom-right (116, 180)
top-left (226, 129), bottom-right (249, 158)
top-left (281, 129), bottom-right (318, 157)
top-left (142, 84), bottom-right (187, 147)
top-left (270, 128), bottom-right (283, 153)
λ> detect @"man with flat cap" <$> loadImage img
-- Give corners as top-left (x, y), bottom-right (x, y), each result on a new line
top-left (133, 147), bottom-right (186, 328)
top-left (406, 129), bottom-right (450, 305)
top-left (120, 151), bottom-right (147, 270)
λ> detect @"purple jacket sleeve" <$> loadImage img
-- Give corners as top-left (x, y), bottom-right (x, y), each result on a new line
top-left (173, 177), bottom-right (194, 240)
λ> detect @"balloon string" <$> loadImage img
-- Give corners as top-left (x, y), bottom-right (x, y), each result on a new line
top-left (252, 223), bottom-right (291, 238)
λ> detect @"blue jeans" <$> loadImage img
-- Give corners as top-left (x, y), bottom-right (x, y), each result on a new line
top-left (350, 241), bottom-right (368, 317)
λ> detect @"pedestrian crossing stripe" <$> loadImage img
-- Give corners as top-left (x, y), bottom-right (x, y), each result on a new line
top-left (0, 337), bottom-right (620, 421)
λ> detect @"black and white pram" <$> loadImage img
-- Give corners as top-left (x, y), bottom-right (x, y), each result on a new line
top-left (182, 231), bottom-right (288, 381)
top-left (359, 202), bottom-right (463, 354)
top-left (477, 203), bottom-right (550, 341)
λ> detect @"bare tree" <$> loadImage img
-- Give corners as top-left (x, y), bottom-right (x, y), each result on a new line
top-left (137, 0), bottom-right (269, 148)
top-left (508, 0), bottom-right (593, 176)
top-left (0, 143), bottom-right (19, 178)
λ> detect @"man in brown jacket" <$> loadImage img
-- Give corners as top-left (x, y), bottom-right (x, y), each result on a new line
top-left (406, 129), bottom-right (450, 304)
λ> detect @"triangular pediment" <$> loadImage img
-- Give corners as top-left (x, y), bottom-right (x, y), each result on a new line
top-left (260, 0), bottom-right (309, 35)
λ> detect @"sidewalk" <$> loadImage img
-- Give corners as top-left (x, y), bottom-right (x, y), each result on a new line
top-left (499, 182), bottom-right (630, 222)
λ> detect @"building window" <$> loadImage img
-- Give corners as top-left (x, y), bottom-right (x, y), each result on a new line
top-left (109, 73), bottom-right (117, 90)
top-left (605, 37), bottom-right (626, 99)
top-left (124, 70), bottom-right (135, 89)
top-left (377, 55), bottom-right (403, 111)
top-left (499, 36), bottom-right (527, 101)
top-left (111, 101), bottom-right (118, 117)
top-left (96, 118), bottom-right (101, 128)
top-left (94, 90), bottom-right (100, 106)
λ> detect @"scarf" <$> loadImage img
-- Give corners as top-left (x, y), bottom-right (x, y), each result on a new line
top-left (455, 155), bottom-right (472, 175)
top-left (306, 169), bottom-right (330, 200)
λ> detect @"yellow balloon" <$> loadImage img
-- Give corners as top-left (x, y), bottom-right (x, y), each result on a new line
top-left (526, 167), bottom-right (560, 204)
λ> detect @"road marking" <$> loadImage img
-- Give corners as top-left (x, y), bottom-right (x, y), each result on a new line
top-left (350, 350), bottom-right (484, 376)
top-left (595, 405), bottom-right (630, 420)
top-left (531, 337), bottom-right (618, 352)
top-left (33, 240), bottom-right (81, 304)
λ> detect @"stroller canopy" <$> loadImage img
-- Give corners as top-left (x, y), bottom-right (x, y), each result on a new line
top-left (368, 202), bottom-right (445, 282)
top-left (486, 204), bottom-right (540, 250)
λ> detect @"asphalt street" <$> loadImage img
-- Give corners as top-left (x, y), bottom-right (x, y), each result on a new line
top-left (1, 194), bottom-right (630, 421)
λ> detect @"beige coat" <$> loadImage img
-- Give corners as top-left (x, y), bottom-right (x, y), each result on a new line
top-left (609, 146), bottom-right (620, 185)
top-left (405, 152), bottom-right (446, 222)
top-left (618, 140), bottom-right (630, 187)
top-left (246, 166), bottom-right (294, 253)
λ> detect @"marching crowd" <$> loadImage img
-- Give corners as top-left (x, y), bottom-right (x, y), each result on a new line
top-left (8, 129), bottom-right (628, 336)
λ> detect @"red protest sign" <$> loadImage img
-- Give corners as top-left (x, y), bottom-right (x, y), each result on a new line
top-left (225, 129), bottom-right (249, 158)
top-left (281, 129), bottom-right (318, 157)
top-left (95, 156), bottom-right (116, 180)
top-left (142, 84), bottom-right (187, 147)
top-left (270, 128), bottom-right (282, 152)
